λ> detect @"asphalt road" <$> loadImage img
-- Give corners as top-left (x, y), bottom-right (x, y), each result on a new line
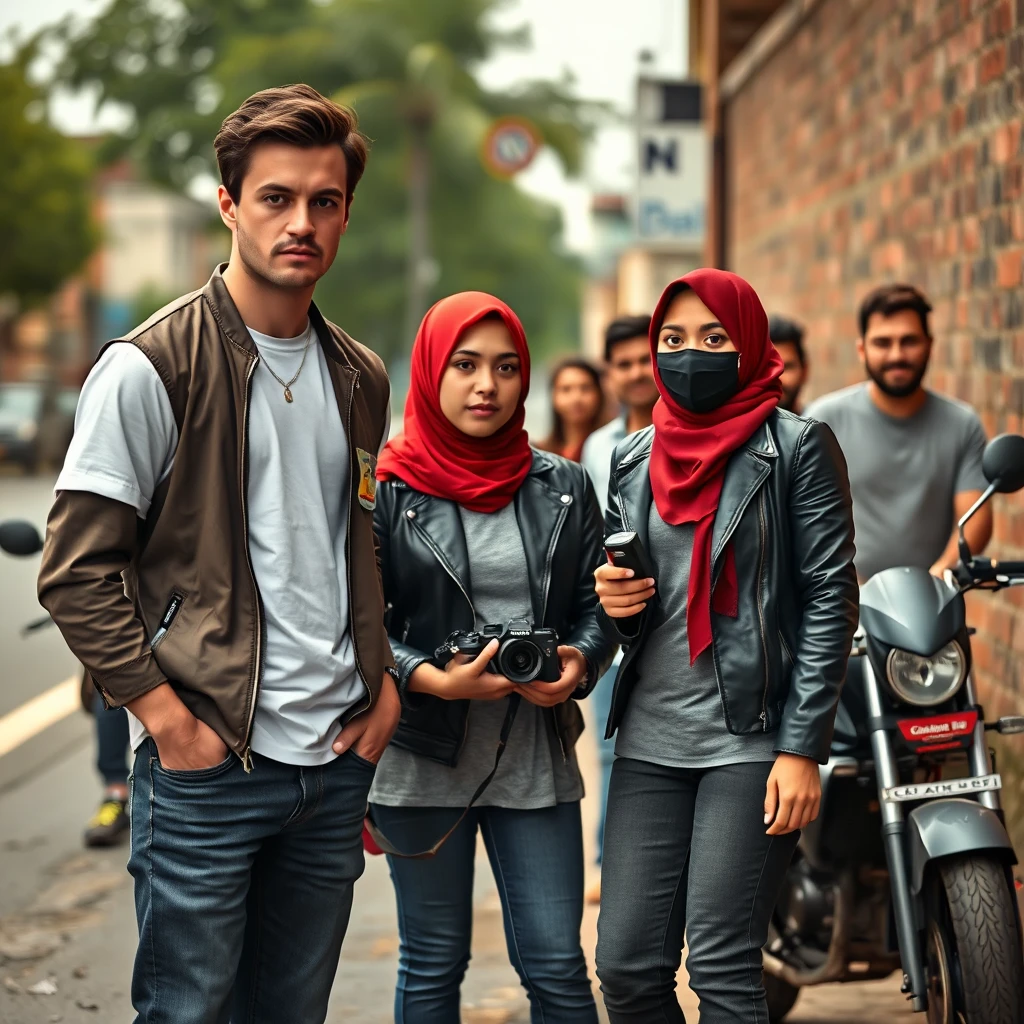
top-left (0, 473), bottom-right (909, 1022)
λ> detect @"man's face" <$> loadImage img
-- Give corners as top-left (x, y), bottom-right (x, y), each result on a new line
top-left (858, 309), bottom-right (931, 398)
top-left (606, 336), bottom-right (659, 410)
top-left (773, 341), bottom-right (807, 412)
top-left (218, 141), bottom-right (351, 289)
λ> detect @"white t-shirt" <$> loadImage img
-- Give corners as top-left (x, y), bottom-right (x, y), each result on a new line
top-left (57, 321), bottom-right (387, 765)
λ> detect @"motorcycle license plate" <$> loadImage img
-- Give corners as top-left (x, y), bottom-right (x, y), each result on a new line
top-left (883, 773), bottom-right (1002, 803)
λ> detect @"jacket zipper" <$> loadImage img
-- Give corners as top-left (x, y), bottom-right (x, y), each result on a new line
top-left (756, 489), bottom-right (770, 731)
top-left (409, 516), bottom-right (477, 760)
top-left (541, 503), bottom-right (570, 763)
top-left (342, 369), bottom-right (372, 726)
top-left (149, 591), bottom-right (184, 650)
top-left (240, 356), bottom-right (265, 772)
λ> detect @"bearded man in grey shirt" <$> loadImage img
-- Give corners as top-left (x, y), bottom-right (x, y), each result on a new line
top-left (805, 283), bottom-right (991, 582)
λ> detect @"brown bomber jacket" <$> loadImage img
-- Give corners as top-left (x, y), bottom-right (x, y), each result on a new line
top-left (38, 266), bottom-right (395, 767)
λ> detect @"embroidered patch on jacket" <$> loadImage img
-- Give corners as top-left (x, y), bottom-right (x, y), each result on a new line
top-left (356, 448), bottom-right (378, 510)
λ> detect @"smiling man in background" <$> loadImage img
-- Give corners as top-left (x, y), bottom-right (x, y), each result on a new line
top-left (37, 85), bottom-right (400, 1023)
top-left (806, 283), bottom-right (991, 582)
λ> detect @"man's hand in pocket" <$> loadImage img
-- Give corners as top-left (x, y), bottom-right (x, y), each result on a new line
top-left (332, 673), bottom-right (401, 765)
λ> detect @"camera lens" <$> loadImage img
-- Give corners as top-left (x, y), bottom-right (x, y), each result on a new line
top-left (498, 639), bottom-right (542, 684)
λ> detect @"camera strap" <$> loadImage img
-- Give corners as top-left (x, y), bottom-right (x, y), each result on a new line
top-left (363, 693), bottom-right (522, 859)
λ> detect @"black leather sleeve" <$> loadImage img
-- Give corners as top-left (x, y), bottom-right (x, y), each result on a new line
top-left (776, 420), bottom-right (860, 763)
top-left (373, 482), bottom-right (432, 704)
top-left (596, 448), bottom-right (646, 647)
top-left (563, 464), bottom-right (616, 697)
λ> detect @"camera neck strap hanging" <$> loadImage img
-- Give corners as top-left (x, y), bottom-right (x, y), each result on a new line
top-left (363, 692), bottom-right (522, 859)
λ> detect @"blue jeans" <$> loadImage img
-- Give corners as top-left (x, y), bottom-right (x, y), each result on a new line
top-left (93, 689), bottom-right (130, 786)
top-left (589, 663), bottom-right (618, 864)
top-left (129, 739), bottom-right (375, 1024)
top-left (370, 801), bottom-right (598, 1024)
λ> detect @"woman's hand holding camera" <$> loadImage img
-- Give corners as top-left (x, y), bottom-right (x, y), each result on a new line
top-left (513, 646), bottom-right (586, 707)
top-left (409, 640), bottom-right (517, 701)
top-left (594, 560), bottom-right (656, 618)
top-left (764, 753), bottom-right (821, 835)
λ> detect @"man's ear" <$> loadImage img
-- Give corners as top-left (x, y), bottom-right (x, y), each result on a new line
top-left (218, 184), bottom-right (238, 232)
top-left (856, 337), bottom-right (866, 366)
top-left (342, 191), bottom-right (354, 234)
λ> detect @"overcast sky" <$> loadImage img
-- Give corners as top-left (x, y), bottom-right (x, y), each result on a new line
top-left (1, 0), bottom-right (689, 251)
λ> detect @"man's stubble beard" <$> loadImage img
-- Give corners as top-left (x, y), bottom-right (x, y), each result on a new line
top-left (865, 357), bottom-right (929, 399)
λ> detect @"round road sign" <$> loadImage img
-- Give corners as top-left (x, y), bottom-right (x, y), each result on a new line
top-left (481, 117), bottom-right (541, 179)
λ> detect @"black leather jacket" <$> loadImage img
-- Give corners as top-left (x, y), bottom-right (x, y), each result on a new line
top-left (375, 449), bottom-right (614, 767)
top-left (602, 410), bottom-right (859, 764)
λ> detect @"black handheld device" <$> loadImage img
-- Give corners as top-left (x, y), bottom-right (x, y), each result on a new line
top-left (604, 530), bottom-right (656, 581)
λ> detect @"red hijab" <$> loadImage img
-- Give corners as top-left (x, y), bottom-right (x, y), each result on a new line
top-left (377, 291), bottom-right (533, 512)
top-left (649, 268), bottom-right (783, 663)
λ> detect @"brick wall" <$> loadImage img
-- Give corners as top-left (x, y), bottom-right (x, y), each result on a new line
top-left (724, 0), bottom-right (1024, 835)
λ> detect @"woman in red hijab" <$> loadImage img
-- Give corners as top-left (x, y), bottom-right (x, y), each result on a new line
top-left (592, 270), bottom-right (858, 1023)
top-left (368, 292), bottom-right (611, 1022)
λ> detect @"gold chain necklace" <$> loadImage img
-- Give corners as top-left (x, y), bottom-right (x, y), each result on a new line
top-left (256, 328), bottom-right (313, 403)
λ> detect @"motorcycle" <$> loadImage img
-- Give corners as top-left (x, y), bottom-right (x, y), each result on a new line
top-left (764, 433), bottom-right (1024, 1023)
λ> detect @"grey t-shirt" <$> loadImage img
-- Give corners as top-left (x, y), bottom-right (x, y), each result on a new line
top-left (805, 385), bottom-right (987, 581)
top-left (370, 501), bottom-right (583, 808)
top-left (614, 504), bottom-right (778, 769)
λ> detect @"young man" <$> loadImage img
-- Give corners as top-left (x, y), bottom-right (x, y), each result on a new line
top-left (580, 313), bottom-right (656, 901)
top-left (38, 85), bottom-right (400, 1024)
top-left (806, 283), bottom-right (991, 582)
top-left (769, 313), bottom-right (808, 414)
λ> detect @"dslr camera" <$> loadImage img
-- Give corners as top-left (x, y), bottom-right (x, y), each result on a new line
top-left (436, 618), bottom-right (560, 684)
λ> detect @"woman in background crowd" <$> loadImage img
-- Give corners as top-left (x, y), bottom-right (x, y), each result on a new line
top-left (368, 291), bottom-right (612, 1023)
top-left (537, 357), bottom-right (606, 461)
top-left (593, 269), bottom-right (858, 1023)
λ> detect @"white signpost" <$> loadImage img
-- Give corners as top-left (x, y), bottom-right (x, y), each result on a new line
top-left (633, 79), bottom-right (708, 251)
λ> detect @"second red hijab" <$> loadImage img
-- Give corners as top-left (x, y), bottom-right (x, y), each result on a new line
top-left (377, 291), bottom-right (533, 512)
top-left (649, 268), bottom-right (783, 662)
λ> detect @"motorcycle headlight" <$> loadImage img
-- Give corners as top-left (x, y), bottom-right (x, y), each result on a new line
top-left (886, 641), bottom-right (966, 707)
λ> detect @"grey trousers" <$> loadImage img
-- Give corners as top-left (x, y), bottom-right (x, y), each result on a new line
top-left (596, 758), bottom-right (798, 1023)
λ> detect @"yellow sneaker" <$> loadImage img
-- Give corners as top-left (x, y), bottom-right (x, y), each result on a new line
top-left (84, 798), bottom-right (129, 848)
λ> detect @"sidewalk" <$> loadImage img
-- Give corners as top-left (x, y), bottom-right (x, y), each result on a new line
top-left (0, 703), bottom-right (909, 1023)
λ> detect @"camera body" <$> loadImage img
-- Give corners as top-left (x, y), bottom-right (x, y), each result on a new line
top-left (437, 618), bottom-right (560, 684)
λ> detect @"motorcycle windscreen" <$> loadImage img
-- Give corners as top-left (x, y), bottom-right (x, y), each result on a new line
top-left (859, 566), bottom-right (966, 657)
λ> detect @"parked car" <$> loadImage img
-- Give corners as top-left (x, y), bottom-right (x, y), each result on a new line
top-left (0, 382), bottom-right (79, 473)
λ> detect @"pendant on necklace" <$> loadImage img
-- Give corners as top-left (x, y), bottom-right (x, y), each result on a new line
top-left (284, 387), bottom-right (294, 403)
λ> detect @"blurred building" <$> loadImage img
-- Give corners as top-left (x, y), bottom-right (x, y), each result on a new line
top-left (581, 78), bottom-right (708, 360)
top-left (2, 158), bottom-right (216, 386)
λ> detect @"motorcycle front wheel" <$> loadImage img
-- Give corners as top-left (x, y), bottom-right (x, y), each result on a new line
top-left (927, 855), bottom-right (1024, 1024)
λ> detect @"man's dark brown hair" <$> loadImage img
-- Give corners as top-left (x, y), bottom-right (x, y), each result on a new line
top-left (214, 84), bottom-right (369, 204)
top-left (858, 283), bottom-right (933, 338)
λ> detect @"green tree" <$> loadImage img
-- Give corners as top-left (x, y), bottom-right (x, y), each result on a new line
top-left (46, 0), bottom-right (590, 361)
top-left (0, 54), bottom-right (94, 304)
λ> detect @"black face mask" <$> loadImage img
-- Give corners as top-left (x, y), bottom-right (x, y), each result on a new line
top-left (657, 349), bottom-right (740, 414)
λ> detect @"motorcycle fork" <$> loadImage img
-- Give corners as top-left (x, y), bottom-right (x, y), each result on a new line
top-left (964, 674), bottom-right (1000, 811)
top-left (863, 659), bottom-right (928, 1011)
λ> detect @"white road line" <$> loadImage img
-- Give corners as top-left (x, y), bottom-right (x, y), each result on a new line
top-left (0, 675), bottom-right (81, 759)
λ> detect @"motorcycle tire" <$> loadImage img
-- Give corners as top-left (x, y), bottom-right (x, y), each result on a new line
top-left (763, 972), bottom-right (800, 1023)
top-left (936, 855), bottom-right (1024, 1024)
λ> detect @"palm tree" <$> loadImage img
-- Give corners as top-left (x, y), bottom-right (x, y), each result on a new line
top-left (331, 0), bottom-right (590, 346)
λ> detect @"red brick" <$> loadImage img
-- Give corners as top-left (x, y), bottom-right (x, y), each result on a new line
top-left (981, 43), bottom-right (1007, 84)
top-left (997, 249), bottom-right (1024, 288)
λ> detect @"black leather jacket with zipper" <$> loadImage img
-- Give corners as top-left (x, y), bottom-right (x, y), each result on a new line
top-left (375, 449), bottom-right (615, 767)
top-left (601, 410), bottom-right (859, 764)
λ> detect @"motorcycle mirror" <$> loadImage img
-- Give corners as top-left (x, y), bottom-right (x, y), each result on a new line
top-left (982, 434), bottom-right (1024, 493)
top-left (0, 520), bottom-right (44, 557)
